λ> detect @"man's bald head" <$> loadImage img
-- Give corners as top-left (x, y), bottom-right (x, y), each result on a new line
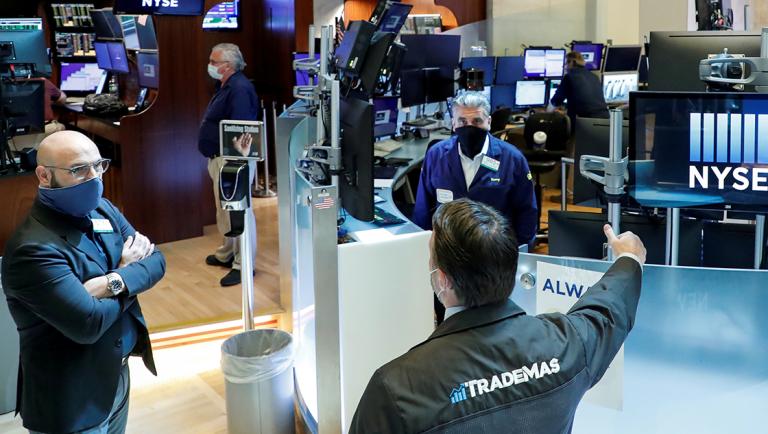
top-left (35, 131), bottom-right (103, 188)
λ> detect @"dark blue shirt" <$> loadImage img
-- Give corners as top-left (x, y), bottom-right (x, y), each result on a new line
top-left (550, 66), bottom-right (608, 121)
top-left (198, 71), bottom-right (260, 158)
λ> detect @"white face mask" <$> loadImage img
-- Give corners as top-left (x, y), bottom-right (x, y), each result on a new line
top-left (208, 64), bottom-right (223, 80)
top-left (430, 268), bottom-right (447, 303)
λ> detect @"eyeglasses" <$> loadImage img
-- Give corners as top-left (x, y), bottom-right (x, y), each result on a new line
top-left (45, 158), bottom-right (110, 180)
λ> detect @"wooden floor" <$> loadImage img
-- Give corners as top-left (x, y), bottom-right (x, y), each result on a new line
top-left (141, 196), bottom-right (282, 332)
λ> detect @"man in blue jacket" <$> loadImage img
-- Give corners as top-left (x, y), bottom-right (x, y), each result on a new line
top-left (350, 198), bottom-right (646, 434)
top-left (2, 131), bottom-right (166, 434)
top-left (412, 91), bottom-right (538, 245)
top-left (198, 43), bottom-right (260, 287)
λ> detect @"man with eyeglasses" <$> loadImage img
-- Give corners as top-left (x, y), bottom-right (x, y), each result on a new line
top-left (350, 198), bottom-right (645, 434)
top-left (1, 131), bottom-right (166, 434)
top-left (198, 42), bottom-right (260, 287)
top-left (412, 90), bottom-right (538, 323)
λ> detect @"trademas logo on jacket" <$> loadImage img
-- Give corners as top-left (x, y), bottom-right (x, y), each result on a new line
top-left (449, 358), bottom-right (560, 404)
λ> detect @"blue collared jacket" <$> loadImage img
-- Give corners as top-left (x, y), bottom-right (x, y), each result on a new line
top-left (412, 134), bottom-right (538, 244)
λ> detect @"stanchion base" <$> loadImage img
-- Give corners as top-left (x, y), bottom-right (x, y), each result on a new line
top-left (253, 189), bottom-right (277, 198)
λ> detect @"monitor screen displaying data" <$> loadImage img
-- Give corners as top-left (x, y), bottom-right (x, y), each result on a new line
top-left (59, 63), bottom-right (106, 93)
top-left (524, 49), bottom-right (565, 78)
top-left (515, 80), bottom-right (547, 107)
top-left (603, 72), bottom-right (638, 104)
top-left (572, 42), bottom-right (603, 70)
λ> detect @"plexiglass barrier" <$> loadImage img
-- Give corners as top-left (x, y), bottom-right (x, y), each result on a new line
top-left (513, 253), bottom-right (768, 433)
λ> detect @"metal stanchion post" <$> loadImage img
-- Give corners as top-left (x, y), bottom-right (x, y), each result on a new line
top-left (253, 104), bottom-right (277, 198)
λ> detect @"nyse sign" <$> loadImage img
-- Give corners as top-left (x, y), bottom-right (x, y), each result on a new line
top-left (142, 0), bottom-right (179, 6)
top-left (689, 112), bottom-right (768, 191)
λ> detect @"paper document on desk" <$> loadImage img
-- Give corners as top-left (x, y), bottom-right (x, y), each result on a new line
top-left (374, 179), bottom-right (394, 188)
top-left (352, 228), bottom-right (395, 243)
top-left (535, 262), bottom-right (624, 410)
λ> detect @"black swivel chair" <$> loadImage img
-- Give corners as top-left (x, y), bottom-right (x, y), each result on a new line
top-left (522, 112), bottom-right (571, 242)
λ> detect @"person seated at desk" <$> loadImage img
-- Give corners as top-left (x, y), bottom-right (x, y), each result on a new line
top-left (548, 51), bottom-right (608, 130)
top-left (10, 78), bottom-right (67, 151)
top-left (349, 198), bottom-right (646, 434)
top-left (412, 90), bottom-right (538, 245)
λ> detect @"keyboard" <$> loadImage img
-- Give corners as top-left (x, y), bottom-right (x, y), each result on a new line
top-left (373, 139), bottom-right (403, 156)
top-left (403, 118), bottom-right (436, 127)
top-left (372, 206), bottom-right (405, 226)
top-left (65, 97), bottom-right (86, 105)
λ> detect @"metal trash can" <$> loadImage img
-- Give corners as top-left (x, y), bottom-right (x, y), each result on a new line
top-left (221, 329), bottom-right (295, 434)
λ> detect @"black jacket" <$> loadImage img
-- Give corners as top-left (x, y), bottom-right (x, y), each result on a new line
top-left (2, 199), bottom-right (165, 433)
top-left (349, 257), bottom-right (641, 434)
top-left (550, 66), bottom-right (608, 121)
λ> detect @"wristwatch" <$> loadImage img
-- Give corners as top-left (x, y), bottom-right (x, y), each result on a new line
top-left (106, 273), bottom-right (124, 296)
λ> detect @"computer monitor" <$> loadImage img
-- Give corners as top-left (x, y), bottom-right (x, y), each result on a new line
top-left (628, 91), bottom-right (768, 212)
top-left (490, 84), bottom-right (515, 111)
top-left (120, 16), bottom-right (140, 50)
top-left (94, 41), bottom-right (129, 73)
top-left (495, 56), bottom-right (525, 85)
top-left (339, 96), bottom-right (374, 221)
top-left (50, 4), bottom-right (95, 28)
top-left (461, 56), bottom-right (495, 86)
top-left (523, 48), bottom-right (565, 78)
top-left (136, 51), bottom-right (159, 89)
top-left (376, 2), bottom-right (413, 35)
top-left (334, 20), bottom-right (376, 76)
top-left (424, 66), bottom-right (454, 103)
top-left (55, 32), bottom-right (96, 57)
top-left (114, 0), bottom-right (205, 16)
top-left (548, 79), bottom-right (561, 101)
top-left (136, 16), bottom-right (158, 50)
top-left (411, 14), bottom-right (441, 34)
top-left (399, 68), bottom-right (426, 108)
top-left (572, 42), bottom-right (603, 70)
top-left (647, 31), bottom-right (761, 91)
top-left (515, 80), bottom-right (547, 107)
top-left (202, 0), bottom-right (240, 30)
top-left (602, 72), bottom-right (638, 104)
top-left (368, 0), bottom-right (389, 26)
top-left (59, 63), bottom-right (107, 94)
top-left (573, 117), bottom-right (628, 205)
top-left (0, 19), bottom-right (51, 76)
top-left (602, 45), bottom-right (642, 72)
top-left (400, 34), bottom-right (461, 70)
top-left (0, 80), bottom-right (45, 135)
top-left (90, 8), bottom-right (123, 40)
top-left (355, 31), bottom-right (396, 98)
top-left (373, 96), bottom-right (398, 138)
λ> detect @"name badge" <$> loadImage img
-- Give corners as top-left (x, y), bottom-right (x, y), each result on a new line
top-left (92, 219), bottom-right (114, 233)
top-left (436, 188), bottom-right (454, 204)
top-left (481, 156), bottom-right (500, 172)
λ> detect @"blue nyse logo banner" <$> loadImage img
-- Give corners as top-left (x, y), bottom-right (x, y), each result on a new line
top-left (114, 0), bottom-right (204, 15)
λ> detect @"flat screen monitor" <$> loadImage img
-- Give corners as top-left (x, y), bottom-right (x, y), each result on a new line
top-left (339, 96), bottom-right (374, 221)
top-left (50, 4), bottom-right (95, 28)
top-left (400, 34), bottom-right (460, 70)
top-left (59, 62), bottom-right (106, 93)
top-left (202, 0), bottom-right (240, 30)
top-left (490, 84), bottom-right (515, 111)
top-left (523, 48), bottom-right (565, 78)
top-left (114, 0), bottom-right (205, 16)
top-left (376, 2), bottom-right (412, 35)
top-left (0, 20), bottom-right (51, 76)
top-left (495, 56), bottom-right (524, 85)
top-left (412, 14), bottom-right (441, 34)
top-left (55, 32), bottom-right (96, 57)
top-left (136, 51), bottom-right (159, 89)
top-left (515, 80), bottom-right (547, 107)
top-left (120, 16), bottom-right (140, 50)
top-left (628, 91), bottom-right (768, 212)
top-left (135, 16), bottom-right (157, 50)
top-left (424, 66), bottom-right (454, 103)
top-left (602, 72), bottom-right (638, 104)
top-left (399, 68), bottom-right (426, 107)
top-left (90, 8), bottom-right (123, 40)
top-left (94, 41), bottom-right (129, 73)
top-left (647, 31), bottom-right (761, 91)
top-left (461, 56), bottom-right (495, 86)
top-left (0, 80), bottom-right (45, 135)
top-left (548, 78), bottom-right (561, 101)
top-left (373, 96), bottom-right (398, 138)
top-left (572, 42), bottom-right (603, 70)
top-left (602, 45), bottom-right (642, 72)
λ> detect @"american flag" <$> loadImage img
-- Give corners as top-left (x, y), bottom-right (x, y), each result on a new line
top-left (314, 195), bottom-right (335, 210)
top-left (335, 15), bottom-right (345, 46)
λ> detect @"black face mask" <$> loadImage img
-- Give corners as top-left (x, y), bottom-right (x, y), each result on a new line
top-left (454, 125), bottom-right (488, 159)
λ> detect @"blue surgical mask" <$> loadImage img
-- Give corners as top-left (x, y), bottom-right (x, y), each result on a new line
top-left (38, 177), bottom-right (103, 217)
top-left (208, 64), bottom-right (223, 80)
